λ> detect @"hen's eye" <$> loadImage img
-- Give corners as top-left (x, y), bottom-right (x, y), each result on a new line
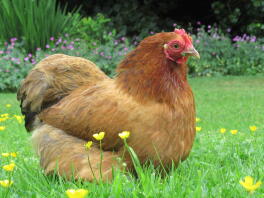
top-left (174, 44), bottom-right (179, 49)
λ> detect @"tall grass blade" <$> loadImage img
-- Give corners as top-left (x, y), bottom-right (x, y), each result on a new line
top-left (0, 0), bottom-right (81, 52)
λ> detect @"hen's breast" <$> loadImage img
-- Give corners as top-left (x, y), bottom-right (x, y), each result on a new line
top-left (127, 87), bottom-right (195, 167)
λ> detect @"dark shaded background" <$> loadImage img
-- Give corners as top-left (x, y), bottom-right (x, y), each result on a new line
top-left (59, 0), bottom-right (264, 36)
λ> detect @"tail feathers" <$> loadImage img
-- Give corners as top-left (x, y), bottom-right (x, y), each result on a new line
top-left (32, 124), bottom-right (122, 181)
top-left (17, 54), bottom-right (109, 132)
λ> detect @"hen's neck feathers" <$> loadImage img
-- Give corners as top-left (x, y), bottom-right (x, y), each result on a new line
top-left (116, 46), bottom-right (190, 106)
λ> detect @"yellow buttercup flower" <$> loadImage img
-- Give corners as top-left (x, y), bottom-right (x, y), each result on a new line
top-left (10, 152), bottom-right (17, 157)
top-left (93, 132), bottom-right (105, 141)
top-left (196, 127), bottom-right (202, 132)
top-left (230, 129), bottom-right (238, 135)
top-left (240, 176), bottom-right (262, 193)
top-left (66, 189), bottom-right (89, 198)
top-left (1, 153), bottom-right (10, 157)
top-left (6, 104), bottom-right (11, 108)
top-left (1, 152), bottom-right (17, 157)
top-left (0, 180), bottom-right (13, 188)
top-left (84, 141), bottom-right (93, 150)
top-left (249, 126), bottom-right (257, 132)
top-left (1, 113), bottom-right (9, 118)
top-left (14, 115), bottom-right (24, 124)
top-left (3, 163), bottom-right (15, 171)
top-left (196, 117), bottom-right (201, 122)
top-left (0, 126), bottom-right (6, 131)
top-left (0, 118), bottom-right (8, 122)
top-left (219, 128), bottom-right (226, 133)
top-left (118, 131), bottom-right (130, 139)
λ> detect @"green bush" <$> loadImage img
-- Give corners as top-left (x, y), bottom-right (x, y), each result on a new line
top-left (79, 0), bottom-right (163, 38)
top-left (0, 42), bottom-right (32, 91)
top-left (68, 13), bottom-right (113, 47)
top-left (0, 23), bottom-right (263, 91)
top-left (212, 0), bottom-right (264, 36)
top-left (0, 0), bottom-right (81, 53)
top-left (0, 33), bottom-right (133, 91)
top-left (188, 26), bottom-right (264, 76)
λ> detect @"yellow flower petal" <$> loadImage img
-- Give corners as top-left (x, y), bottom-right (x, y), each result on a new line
top-left (240, 176), bottom-right (262, 193)
top-left (1, 152), bottom-right (17, 157)
top-left (244, 176), bottom-right (254, 185)
top-left (255, 181), bottom-right (262, 189)
top-left (93, 132), bottom-right (105, 141)
top-left (196, 127), bottom-right (202, 132)
top-left (1, 153), bottom-right (10, 157)
top-left (6, 104), bottom-right (11, 108)
top-left (230, 129), bottom-right (238, 135)
top-left (0, 180), bottom-right (13, 188)
top-left (66, 189), bottom-right (89, 198)
top-left (219, 128), bottom-right (226, 133)
top-left (2, 163), bottom-right (15, 172)
top-left (249, 126), bottom-right (257, 132)
top-left (118, 131), bottom-right (130, 139)
top-left (13, 115), bottom-right (24, 124)
top-left (10, 152), bottom-right (17, 157)
top-left (0, 126), bottom-right (6, 131)
top-left (0, 118), bottom-right (8, 122)
top-left (84, 141), bottom-right (93, 150)
top-left (196, 118), bottom-right (201, 122)
top-left (1, 114), bottom-right (9, 118)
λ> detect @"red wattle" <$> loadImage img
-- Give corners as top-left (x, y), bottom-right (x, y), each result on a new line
top-left (176, 56), bottom-right (188, 64)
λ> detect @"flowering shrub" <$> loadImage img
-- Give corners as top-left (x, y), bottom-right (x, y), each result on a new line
top-left (0, 34), bottom-right (133, 91)
top-left (68, 13), bottom-right (113, 48)
top-left (188, 25), bottom-right (264, 76)
top-left (0, 39), bottom-right (33, 91)
top-left (0, 24), bottom-right (263, 91)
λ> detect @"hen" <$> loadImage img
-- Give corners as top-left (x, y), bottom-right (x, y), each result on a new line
top-left (17, 29), bottom-right (200, 181)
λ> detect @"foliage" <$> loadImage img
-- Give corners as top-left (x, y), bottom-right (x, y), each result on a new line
top-left (58, 0), bottom-right (263, 38)
top-left (69, 0), bottom-right (173, 38)
top-left (0, 22), bottom-right (263, 91)
top-left (0, 0), bottom-right (81, 53)
top-left (93, 1), bottom-right (161, 38)
top-left (68, 13), bottom-right (113, 48)
top-left (188, 25), bottom-right (264, 76)
top-left (0, 34), bottom-right (132, 91)
top-left (212, 0), bottom-right (264, 36)
top-left (86, 36), bottom-right (132, 75)
top-left (0, 40), bottom-right (33, 91)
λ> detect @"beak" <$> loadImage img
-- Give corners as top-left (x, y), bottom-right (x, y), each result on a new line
top-left (182, 46), bottom-right (200, 59)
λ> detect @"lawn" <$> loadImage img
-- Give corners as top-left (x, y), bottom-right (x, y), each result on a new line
top-left (0, 76), bottom-right (263, 197)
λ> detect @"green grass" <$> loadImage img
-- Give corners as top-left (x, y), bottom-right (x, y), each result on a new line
top-left (0, 76), bottom-right (263, 197)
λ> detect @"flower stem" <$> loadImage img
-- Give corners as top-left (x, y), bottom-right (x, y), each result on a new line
top-left (99, 140), bottom-right (103, 181)
top-left (3, 171), bottom-right (13, 198)
top-left (121, 139), bottom-right (127, 161)
top-left (87, 153), bottom-right (98, 183)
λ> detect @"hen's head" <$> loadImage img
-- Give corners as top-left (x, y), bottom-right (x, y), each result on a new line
top-left (140, 29), bottom-right (200, 65)
top-left (117, 29), bottom-right (199, 103)
top-left (163, 29), bottom-right (200, 64)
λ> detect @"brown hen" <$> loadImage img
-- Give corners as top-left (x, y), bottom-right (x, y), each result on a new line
top-left (17, 29), bottom-right (200, 181)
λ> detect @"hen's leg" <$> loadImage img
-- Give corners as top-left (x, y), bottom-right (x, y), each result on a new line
top-left (32, 124), bottom-right (122, 182)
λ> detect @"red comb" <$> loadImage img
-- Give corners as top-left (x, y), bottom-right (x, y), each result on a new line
top-left (174, 28), bottom-right (193, 45)
top-left (174, 29), bottom-right (186, 35)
